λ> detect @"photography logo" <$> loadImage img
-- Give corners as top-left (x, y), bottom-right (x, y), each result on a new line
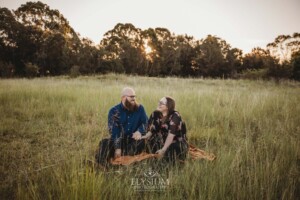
top-left (131, 168), bottom-right (170, 192)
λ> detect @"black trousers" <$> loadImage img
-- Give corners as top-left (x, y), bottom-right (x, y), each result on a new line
top-left (147, 138), bottom-right (188, 163)
top-left (164, 141), bottom-right (188, 163)
top-left (95, 137), bottom-right (146, 166)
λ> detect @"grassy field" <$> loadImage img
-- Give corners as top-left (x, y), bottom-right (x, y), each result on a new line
top-left (0, 74), bottom-right (299, 200)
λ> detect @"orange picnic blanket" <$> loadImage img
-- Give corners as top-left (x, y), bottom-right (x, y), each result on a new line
top-left (110, 144), bottom-right (216, 166)
top-left (188, 144), bottom-right (216, 161)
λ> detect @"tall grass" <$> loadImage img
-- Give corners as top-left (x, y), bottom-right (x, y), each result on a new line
top-left (0, 74), bottom-right (299, 199)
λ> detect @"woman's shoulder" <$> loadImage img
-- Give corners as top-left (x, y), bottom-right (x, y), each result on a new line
top-left (152, 109), bottom-right (162, 114)
top-left (169, 111), bottom-right (182, 121)
top-left (171, 110), bottom-right (181, 117)
top-left (150, 110), bottom-right (162, 119)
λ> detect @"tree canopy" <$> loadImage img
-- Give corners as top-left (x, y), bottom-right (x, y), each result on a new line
top-left (0, 1), bottom-right (299, 80)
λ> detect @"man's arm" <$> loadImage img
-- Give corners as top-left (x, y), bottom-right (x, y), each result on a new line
top-left (132, 105), bottom-right (148, 140)
top-left (108, 107), bottom-right (122, 150)
top-left (137, 105), bottom-right (148, 134)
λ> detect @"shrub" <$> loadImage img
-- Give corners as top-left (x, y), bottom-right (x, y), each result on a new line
top-left (0, 61), bottom-right (15, 77)
top-left (70, 65), bottom-right (81, 78)
top-left (25, 62), bottom-right (39, 78)
top-left (238, 69), bottom-right (268, 80)
top-left (267, 62), bottom-right (293, 80)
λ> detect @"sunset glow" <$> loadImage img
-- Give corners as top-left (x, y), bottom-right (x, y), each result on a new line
top-left (143, 40), bottom-right (152, 54)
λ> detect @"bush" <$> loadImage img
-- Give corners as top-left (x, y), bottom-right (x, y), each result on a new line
top-left (291, 51), bottom-right (300, 81)
top-left (25, 62), bottom-right (39, 78)
top-left (267, 62), bottom-right (292, 80)
top-left (70, 65), bottom-right (81, 78)
top-left (0, 61), bottom-right (15, 77)
top-left (238, 69), bottom-right (268, 80)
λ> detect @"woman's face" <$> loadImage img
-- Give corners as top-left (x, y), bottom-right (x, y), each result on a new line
top-left (157, 97), bottom-right (168, 113)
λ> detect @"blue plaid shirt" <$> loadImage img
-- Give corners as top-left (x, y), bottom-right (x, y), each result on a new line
top-left (108, 102), bottom-right (148, 149)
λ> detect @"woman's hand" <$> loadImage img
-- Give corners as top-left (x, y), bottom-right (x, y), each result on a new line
top-left (141, 132), bottom-right (152, 140)
top-left (155, 149), bottom-right (166, 158)
top-left (158, 133), bottom-right (175, 155)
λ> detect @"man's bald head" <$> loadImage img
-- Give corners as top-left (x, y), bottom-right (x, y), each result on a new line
top-left (121, 87), bottom-right (136, 98)
top-left (121, 87), bottom-right (138, 111)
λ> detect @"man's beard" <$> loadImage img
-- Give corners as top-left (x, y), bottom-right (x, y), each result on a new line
top-left (124, 98), bottom-right (139, 111)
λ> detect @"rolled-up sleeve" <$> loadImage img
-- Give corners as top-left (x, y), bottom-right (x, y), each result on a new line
top-left (108, 108), bottom-right (122, 148)
top-left (148, 110), bottom-right (162, 134)
top-left (137, 105), bottom-right (148, 134)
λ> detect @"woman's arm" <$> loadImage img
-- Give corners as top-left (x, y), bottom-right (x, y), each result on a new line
top-left (156, 133), bottom-right (175, 155)
top-left (156, 112), bottom-right (181, 156)
top-left (141, 131), bottom-right (152, 139)
top-left (162, 133), bottom-right (175, 151)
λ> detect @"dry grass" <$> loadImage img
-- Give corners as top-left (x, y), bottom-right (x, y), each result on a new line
top-left (0, 74), bottom-right (299, 199)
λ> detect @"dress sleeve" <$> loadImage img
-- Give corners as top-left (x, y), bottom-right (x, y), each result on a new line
top-left (147, 110), bottom-right (162, 134)
top-left (169, 112), bottom-right (182, 137)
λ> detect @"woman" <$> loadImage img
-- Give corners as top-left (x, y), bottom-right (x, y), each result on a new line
top-left (142, 96), bottom-right (188, 163)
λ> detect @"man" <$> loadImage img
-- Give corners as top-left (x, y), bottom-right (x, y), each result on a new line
top-left (96, 87), bottom-right (148, 166)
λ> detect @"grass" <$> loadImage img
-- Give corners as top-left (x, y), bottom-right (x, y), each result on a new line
top-left (0, 74), bottom-right (299, 199)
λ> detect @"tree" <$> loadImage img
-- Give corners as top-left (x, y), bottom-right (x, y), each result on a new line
top-left (140, 28), bottom-right (192, 76)
top-left (194, 35), bottom-right (236, 78)
top-left (225, 48), bottom-right (243, 77)
top-left (267, 33), bottom-right (300, 62)
top-left (176, 35), bottom-right (197, 77)
top-left (0, 7), bottom-right (26, 76)
top-left (290, 50), bottom-right (300, 80)
top-left (100, 23), bottom-right (145, 74)
top-left (241, 47), bottom-right (285, 79)
top-left (40, 33), bottom-right (69, 75)
top-left (140, 28), bottom-right (160, 76)
top-left (0, 7), bottom-right (19, 60)
top-left (14, 1), bottom-right (79, 39)
top-left (76, 38), bottom-right (99, 74)
top-left (242, 47), bottom-right (275, 70)
top-left (153, 28), bottom-right (181, 76)
top-left (14, 1), bottom-right (81, 75)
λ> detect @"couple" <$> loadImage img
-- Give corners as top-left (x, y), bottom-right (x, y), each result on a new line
top-left (96, 87), bottom-right (188, 167)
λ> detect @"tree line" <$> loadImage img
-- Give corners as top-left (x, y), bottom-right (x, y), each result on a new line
top-left (1, 1), bottom-right (299, 80)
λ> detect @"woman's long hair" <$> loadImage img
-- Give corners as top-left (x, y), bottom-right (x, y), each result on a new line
top-left (165, 96), bottom-right (176, 116)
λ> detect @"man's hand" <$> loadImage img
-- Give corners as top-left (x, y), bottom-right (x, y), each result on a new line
top-left (132, 131), bottom-right (142, 140)
top-left (115, 149), bottom-right (121, 158)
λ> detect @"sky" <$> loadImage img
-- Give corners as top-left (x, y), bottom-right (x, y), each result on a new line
top-left (1, 0), bottom-right (299, 54)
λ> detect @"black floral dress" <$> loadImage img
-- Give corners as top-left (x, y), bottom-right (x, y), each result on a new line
top-left (147, 110), bottom-right (188, 162)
